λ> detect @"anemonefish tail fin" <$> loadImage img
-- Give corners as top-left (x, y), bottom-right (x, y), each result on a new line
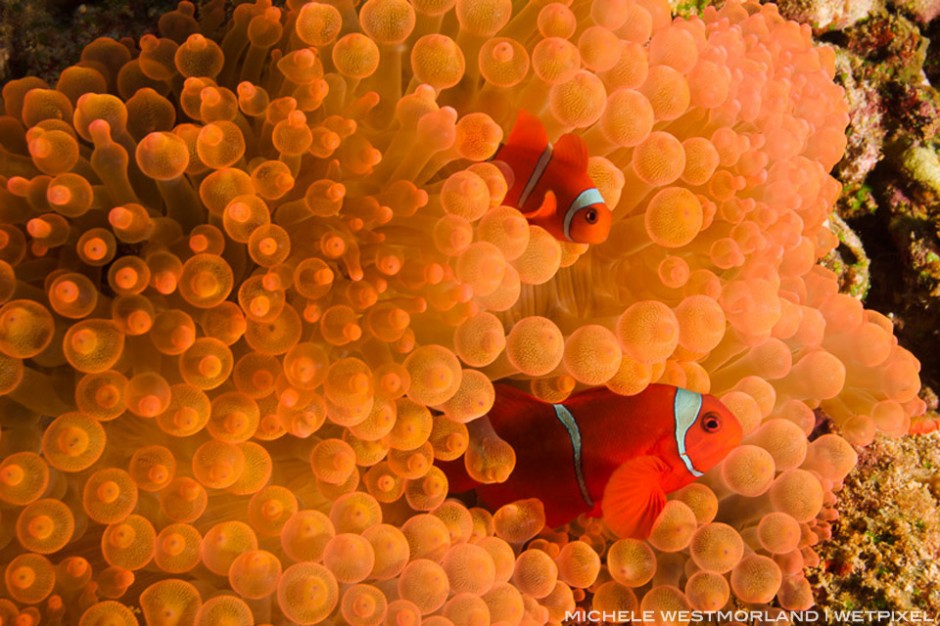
top-left (438, 457), bottom-right (478, 493)
top-left (519, 190), bottom-right (557, 220)
top-left (491, 159), bottom-right (516, 190)
top-left (601, 456), bottom-right (670, 539)
top-left (554, 133), bottom-right (589, 170)
top-left (506, 110), bottom-right (549, 152)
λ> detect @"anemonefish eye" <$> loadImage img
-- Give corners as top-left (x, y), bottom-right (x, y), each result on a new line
top-left (702, 412), bottom-right (721, 433)
top-left (584, 208), bottom-right (598, 224)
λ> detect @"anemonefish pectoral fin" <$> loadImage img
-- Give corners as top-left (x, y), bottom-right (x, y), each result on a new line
top-left (553, 133), bottom-right (589, 170)
top-left (506, 109), bottom-right (550, 152)
top-left (519, 189), bottom-right (557, 220)
top-left (601, 455), bottom-right (670, 539)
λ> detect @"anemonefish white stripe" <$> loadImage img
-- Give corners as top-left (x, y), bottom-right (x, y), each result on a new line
top-left (562, 188), bottom-right (605, 241)
top-left (518, 143), bottom-right (553, 208)
top-left (673, 388), bottom-right (704, 477)
top-left (552, 403), bottom-right (594, 507)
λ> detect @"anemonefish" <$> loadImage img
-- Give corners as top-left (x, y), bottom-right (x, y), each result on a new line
top-left (442, 384), bottom-right (742, 538)
top-left (491, 110), bottom-right (613, 244)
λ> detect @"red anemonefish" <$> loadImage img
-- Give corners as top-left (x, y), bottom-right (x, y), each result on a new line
top-left (491, 110), bottom-right (613, 245)
top-left (442, 384), bottom-right (742, 538)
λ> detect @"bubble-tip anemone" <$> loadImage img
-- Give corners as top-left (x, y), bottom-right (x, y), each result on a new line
top-left (0, 0), bottom-right (925, 621)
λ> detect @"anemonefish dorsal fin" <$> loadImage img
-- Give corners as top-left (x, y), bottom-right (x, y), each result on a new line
top-left (506, 110), bottom-right (549, 152)
top-left (601, 455), bottom-right (670, 539)
top-left (487, 383), bottom-right (557, 434)
top-left (490, 382), bottom-right (542, 416)
top-left (519, 189), bottom-right (557, 220)
top-left (553, 133), bottom-right (589, 170)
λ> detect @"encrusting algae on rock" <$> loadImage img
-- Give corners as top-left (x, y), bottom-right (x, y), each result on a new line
top-left (809, 431), bottom-right (940, 618)
top-left (0, 0), bottom-right (928, 623)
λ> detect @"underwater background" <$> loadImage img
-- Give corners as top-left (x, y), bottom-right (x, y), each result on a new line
top-left (1, 0), bottom-right (940, 623)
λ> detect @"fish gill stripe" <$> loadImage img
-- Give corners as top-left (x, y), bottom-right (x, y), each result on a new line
top-left (673, 388), bottom-right (704, 477)
top-left (518, 143), bottom-right (553, 208)
top-left (552, 403), bottom-right (594, 508)
top-left (562, 188), bottom-right (606, 240)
